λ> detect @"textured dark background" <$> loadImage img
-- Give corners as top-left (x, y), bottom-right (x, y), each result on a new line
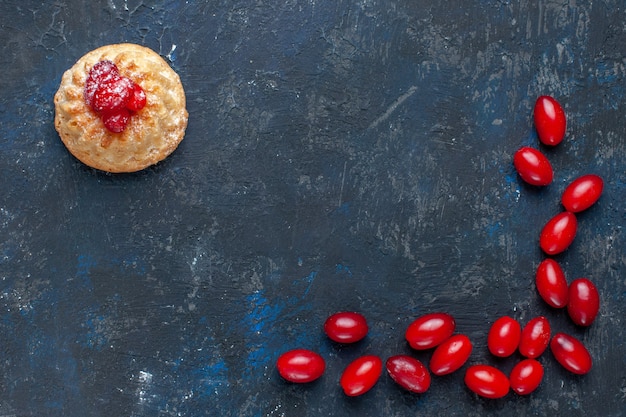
top-left (0, 1), bottom-right (625, 416)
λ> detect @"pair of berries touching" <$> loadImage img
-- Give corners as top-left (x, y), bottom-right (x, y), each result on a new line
top-left (84, 60), bottom-right (146, 133)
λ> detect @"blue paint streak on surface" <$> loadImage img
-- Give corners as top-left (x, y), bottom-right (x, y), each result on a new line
top-left (294, 271), bottom-right (317, 296)
top-left (191, 359), bottom-right (229, 398)
top-left (500, 164), bottom-right (522, 204)
top-left (110, 254), bottom-right (148, 275)
top-left (241, 279), bottom-right (320, 390)
top-left (243, 290), bottom-right (285, 370)
top-left (486, 222), bottom-right (502, 238)
top-left (76, 254), bottom-right (96, 290)
top-left (503, 169), bottom-right (518, 188)
top-left (335, 263), bottom-right (353, 277)
top-left (79, 311), bottom-right (107, 351)
top-left (335, 201), bottom-right (351, 215)
top-left (594, 61), bottom-right (619, 85)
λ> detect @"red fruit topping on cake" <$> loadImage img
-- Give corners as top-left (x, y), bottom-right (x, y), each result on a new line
top-left (84, 60), bottom-right (146, 133)
top-left (127, 82), bottom-right (147, 112)
top-left (84, 60), bottom-right (120, 107)
top-left (92, 77), bottom-right (133, 113)
top-left (102, 109), bottom-right (131, 133)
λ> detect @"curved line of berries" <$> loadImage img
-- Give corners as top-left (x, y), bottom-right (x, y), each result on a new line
top-left (275, 95), bottom-right (604, 400)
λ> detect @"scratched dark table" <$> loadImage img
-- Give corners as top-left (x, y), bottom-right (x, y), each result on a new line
top-left (1, 1), bottom-right (625, 416)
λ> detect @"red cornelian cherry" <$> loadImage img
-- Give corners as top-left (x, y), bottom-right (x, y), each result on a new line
top-left (550, 332), bottom-right (592, 375)
top-left (429, 334), bottom-right (473, 376)
top-left (464, 365), bottom-right (510, 399)
top-left (340, 355), bottom-right (383, 396)
top-left (509, 359), bottom-right (544, 395)
top-left (487, 316), bottom-right (521, 357)
top-left (539, 211), bottom-right (577, 255)
top-left (102, 109), bottom-right (131, 133)
top-left (386, 355), bottom-right (431, 393)
top-left (534, 95), bottom-right (566, 146)
top-left (519, 316), bottom-right (551, 359)
top-left (87, 60), bottom-right (120, 82)
top-left (324, 311), bottom-right (368, 344)
top-left (513, 147), bottom-right (554, 186)
top-left (127, 82), bottom-right (147, 112)
top-left (276, 349), bottom-right (326, 383)
top-left (405, 312), bottom-right (455, 350)
top-left (84, 60), bottom-right (120, 107)
top-left (562, 174), bottom-right (604, 213)
top-left (535, 259), bottom-right (569, 308)
top-left (92, 76), bottom-right (134, 113)
top-left (567, 278), bottom-right (600, 327)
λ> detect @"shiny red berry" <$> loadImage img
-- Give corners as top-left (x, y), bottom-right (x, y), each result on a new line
top-left (487, 316), bottom-right (521, 358)
top-left (513, 147), bottom-right (554, 186)
top-left (85, 60), bottom-right (120, 107)
top-left (127, 82), bottom-right (147, 112)
top-left (386, 355), bottom-right (431, 394)
top-left (464, 365), bottom-right (510, 399)
top-left (102, 109), bottom-right (131, 133)
top-left (276, 349), bottom-right (326, 383)
top-left (92, 77), bottom-right (133, 113)
top-left (567, 278), bottom-right (600, 327)
top-left (534, 95), bottom-right (566, 146)
top-left (405, 312), bottom-right (455, 350)
top-left (535, 259), bottom-right (569, 308)
top-left (561, 174), bottom-right (604, 213)
top-left (519, 316), bottom-right (551, 359)
top-left (550, 333), bottom-right (592, 375)
top-left (429, 334), bottom-right (473, 376)
top-left (340, 355), bottom-right (383, 396)
top-left (324, 312), bottom-right (368, 344)
top-left (539, 211), bottom-right (577, 256)
top-left (510, 359), bottom-right (544, 395)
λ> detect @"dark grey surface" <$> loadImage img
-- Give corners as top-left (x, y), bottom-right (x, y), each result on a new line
top-left (0, 1), bottom-right (625, 416)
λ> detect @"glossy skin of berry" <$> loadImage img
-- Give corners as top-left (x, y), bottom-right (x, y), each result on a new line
top-left (539, 211), bottom-right (577, 255)
top-left (519, 316), bottom-right (551, 359)
top-left (323, 312), bottom-right (368, 343)
top-left (405, 313), bottom-right (456, 350)
top-left (84, 60), bottom-right (120, 107)
top-left (550, 333), bottom-right (592, 375)
top-left (127, 82), bottom-right (147, 111)
top-left (386, 355), bottom-right (431, 393)
top-left (562, 174), bottom-right (604, 213)
top-left (487, 316), bottom-right (521, 358)
top-left (464, 365), bottom-right (510, 399)
top-left (340, 355), bottom-right (383, 396)
top-left (101, 109), bottom-right (131, 133)
top-left (92, 76), bottom-right (133, 113)
top-left (509, 359), bottom-right (544, 395)
top-left (513, 147), bottom-right (554, 186)
top-left (534, 95), bottom-right (566, 146)
top-left (535, 259), bottom-right (569, 308)
top-left (429, 334), bottom-right (473, 376)
top-left (567, 278), bottom-right (600, 327)
top-left (276, 349), bottom-right (326, 383)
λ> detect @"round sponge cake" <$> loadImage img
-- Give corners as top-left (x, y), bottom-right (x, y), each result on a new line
top-left (54, 43), bottom-right (188, 173)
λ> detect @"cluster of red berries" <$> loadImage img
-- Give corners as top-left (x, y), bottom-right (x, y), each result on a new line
top-left (511, 96), bottom-right (603, 373)
top-left (275, 95), bottom-right (604, 401)
top-left (84, 60), bottom-right (147, 133)
top-left (277, 311), bottom-right (550, 398)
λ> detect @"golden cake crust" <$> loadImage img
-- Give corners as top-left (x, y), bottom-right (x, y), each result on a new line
top-left (54, 43), bottom-right (188, 173)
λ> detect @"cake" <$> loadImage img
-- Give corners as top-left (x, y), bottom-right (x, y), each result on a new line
top-left (54, 43), bottom-right (188, 173)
